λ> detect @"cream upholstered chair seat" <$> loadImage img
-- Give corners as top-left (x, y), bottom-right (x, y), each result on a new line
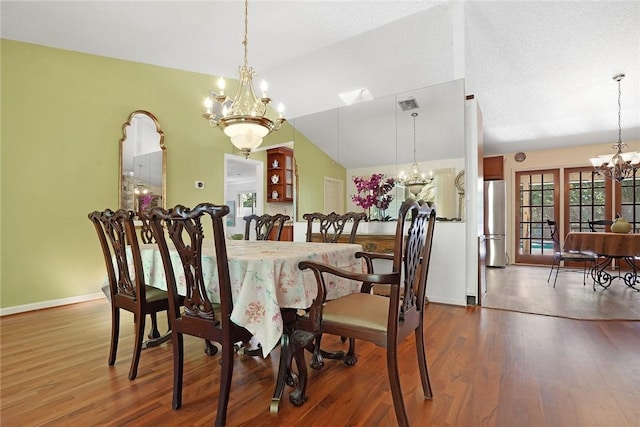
top-left (301, 293), bottom-right (390, 333)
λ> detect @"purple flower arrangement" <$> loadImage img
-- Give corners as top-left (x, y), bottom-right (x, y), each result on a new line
top-left (140, 194), bottom-right (155, 212)
top-left (351, 173), bottom-right (396, 211)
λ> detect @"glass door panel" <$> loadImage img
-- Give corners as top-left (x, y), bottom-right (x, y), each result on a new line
top-left (515, 169), bottom-right (559, 264)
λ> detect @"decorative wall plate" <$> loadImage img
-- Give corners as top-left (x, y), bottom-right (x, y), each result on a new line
top-left (514, 152), bottom-right (526, 162)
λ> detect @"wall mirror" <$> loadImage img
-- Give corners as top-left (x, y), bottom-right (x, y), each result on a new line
top-left (292, 79), bottom-right (466, 219)
top-left (118, 110), bottom-right (166, 214)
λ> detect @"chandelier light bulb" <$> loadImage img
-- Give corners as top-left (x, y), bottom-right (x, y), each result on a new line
top-left (204, 97), bottom-right (213, 113)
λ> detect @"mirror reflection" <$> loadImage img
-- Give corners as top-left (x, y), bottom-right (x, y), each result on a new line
top-left (119, 110), bottom-right (166, 214)
top-left (293, 79), bottom-right (466, 220)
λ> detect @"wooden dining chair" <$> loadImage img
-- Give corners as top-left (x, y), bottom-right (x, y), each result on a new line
top-left (289, 200), bottom-right (436, 427)
top-left (547, 219), bottom-right (597, 287)
top-left (243, 213), bottom-right (290, 241)
top-left (88, 209), bottom-right (172, 380)
top-left (148, 203), bottom-right (253, 427)
top-left (303, 211), bottom-right (366, 243)
top-left (301, 211), bottom-right (366, 368)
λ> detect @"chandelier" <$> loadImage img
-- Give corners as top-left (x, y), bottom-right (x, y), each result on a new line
top-left (590, 73), bottom-right (638, 182)
top-left (133, 165), bottom-right (149, 195)
top-left (202, 0), bottom-right (285, 158)
top-left (398, 112), bottom-right (432, 197)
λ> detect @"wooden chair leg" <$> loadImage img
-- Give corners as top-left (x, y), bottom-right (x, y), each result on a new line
top-left (215, 336), bottom-right (235, 427)
top-left (290, 330), bottom-right (315, 407)
top-left (310, 335), bottom-right (324, 370)
top-left (415, 324), bottom-right (432, 399)
top-left (172, 332), bottom-right (184, 410)
top-left (128, 312), bottom-right (145, 380)
top-left (148, 312), bottom-right (160, 340)
top-left (270, 333), bottom-right (293, 413)
top-left (204, 340), bottom-right (218, 356)
top-left (344, 338), bottom-right (357, 366)
top-left (108, 307), bottom-right (120, 366)
top-left (387, 345), bottom-right (409, 427)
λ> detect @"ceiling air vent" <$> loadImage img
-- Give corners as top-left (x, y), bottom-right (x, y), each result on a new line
top-left (398, 98), bottom-right (419, 111)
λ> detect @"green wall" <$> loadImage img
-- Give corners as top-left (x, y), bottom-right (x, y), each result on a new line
top-left (0, 39), bottom-right (345, 309)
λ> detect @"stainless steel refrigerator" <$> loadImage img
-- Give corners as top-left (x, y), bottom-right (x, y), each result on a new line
top-left (484, 180), bottom-right (507, 267)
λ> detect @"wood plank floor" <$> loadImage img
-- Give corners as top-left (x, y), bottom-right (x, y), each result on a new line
top-left (2, 296), bottom-right (639, 426)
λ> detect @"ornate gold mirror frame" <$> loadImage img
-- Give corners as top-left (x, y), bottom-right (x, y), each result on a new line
top-left (118, 110), bottom-right (166, 214)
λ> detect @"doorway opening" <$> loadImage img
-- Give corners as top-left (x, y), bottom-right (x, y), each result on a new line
top-left (224, 154), bottom-right (264, 237)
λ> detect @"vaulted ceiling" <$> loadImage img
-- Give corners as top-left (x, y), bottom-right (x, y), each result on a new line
top-left (2, 1), bottom-right (639, 168)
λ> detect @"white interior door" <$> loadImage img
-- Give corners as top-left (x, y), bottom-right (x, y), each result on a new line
top-left (324, 177), bottom-right (344, 213)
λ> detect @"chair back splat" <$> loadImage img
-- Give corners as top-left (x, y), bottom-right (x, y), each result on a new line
top-left (243, 213), bottom-right (290, 241)
top-left (88, 209), bottom-right (172, 381)
top-left (149, 203), bottom-right (252, 427)
top-left (303, 211), bottom-right (366, 243)
top-left (293, 199), bottom-right (436, 426)
top-left (138, 212), bottom-right (156, 244)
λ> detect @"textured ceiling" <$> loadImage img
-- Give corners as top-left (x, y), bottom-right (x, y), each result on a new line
top-left (2, 0), bottom-right (639, 168)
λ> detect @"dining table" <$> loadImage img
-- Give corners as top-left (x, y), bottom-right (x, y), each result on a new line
top-left (563, 231), bottom-right (640, 291)
top-left (138, 239), bottom-right (365, 357)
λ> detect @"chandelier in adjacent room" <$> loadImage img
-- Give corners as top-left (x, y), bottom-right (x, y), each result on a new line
top-left (202, 0), bottom-right (285, 158)
top-left (590, 73), bottom-right (638, 182)
top-left (398, 112), bottom-right (432, 197)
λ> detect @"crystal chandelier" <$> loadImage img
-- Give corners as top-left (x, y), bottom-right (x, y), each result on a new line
top-left (590, 73), bottom-right (638, 182)
top-left (398, 112), bottom-right (432, 197)
top-left (202, 0), bottom-right (285, 158)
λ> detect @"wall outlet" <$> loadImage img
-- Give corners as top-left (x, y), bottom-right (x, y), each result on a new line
top-left (195, 181), bottom-right (204, 189)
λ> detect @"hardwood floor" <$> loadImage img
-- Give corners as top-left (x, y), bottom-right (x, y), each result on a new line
top-left (483, 265), bottom-right (640, 320)
top-left (2, 298), bottom-right (639, 426)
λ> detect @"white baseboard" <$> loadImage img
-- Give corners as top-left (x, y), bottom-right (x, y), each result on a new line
top-left (427, 295), bottom-right (467, 307)
top-left (0, 293), bottom-right (105, 317)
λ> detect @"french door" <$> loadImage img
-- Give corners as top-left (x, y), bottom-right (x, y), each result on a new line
top-left (564, 167), bottom-right (611, 232)
top-left (515, 169), bottom-right (559, 264)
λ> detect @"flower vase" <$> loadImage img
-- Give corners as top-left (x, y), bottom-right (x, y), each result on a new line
top-left (369, 206), bottom-right (384, 221)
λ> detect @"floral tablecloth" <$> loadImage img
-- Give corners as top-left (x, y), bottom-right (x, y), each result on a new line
top-left (139, 240), bottom-right (364, 356)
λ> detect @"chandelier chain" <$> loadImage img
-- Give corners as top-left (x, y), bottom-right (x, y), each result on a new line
top-left (617, 76), bottom-right (622, 145)
top-left (242, 0), bottom-right (249, 69)
top-left (412, 112), bottom-right (417, 161)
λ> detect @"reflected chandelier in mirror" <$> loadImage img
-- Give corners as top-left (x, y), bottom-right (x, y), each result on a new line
top-left (118, 110), bottom-right (166, 214)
